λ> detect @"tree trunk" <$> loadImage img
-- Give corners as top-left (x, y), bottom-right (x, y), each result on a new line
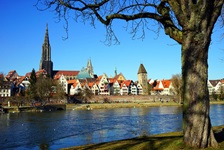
top-left (182, 30), bottom-right (218, 148)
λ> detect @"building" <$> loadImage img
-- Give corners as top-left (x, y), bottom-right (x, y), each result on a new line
top-left (39, 24), bottom-right (53, 78)
top-left (86, 59), bottom-right (94, 78)
top-left (137, 64), bottom-right (148, 95)
top-left (5, 70), bottom-right (19, 81)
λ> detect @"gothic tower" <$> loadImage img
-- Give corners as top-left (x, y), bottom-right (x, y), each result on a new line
top-left (137, 64), bottom-right (148, 95)
top-left (114, 67), bottom-right (117, 77)
top-left (39, 24), bottom-right (53, 78)
top-left (86, 58), bottom-right (94, 77)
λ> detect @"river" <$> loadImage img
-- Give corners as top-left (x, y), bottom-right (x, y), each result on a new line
top-left (0, 104), bottom-right (223, 150)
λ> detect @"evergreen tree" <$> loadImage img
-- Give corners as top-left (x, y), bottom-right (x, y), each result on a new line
top-left (27, 68), bottom-right (37, 101)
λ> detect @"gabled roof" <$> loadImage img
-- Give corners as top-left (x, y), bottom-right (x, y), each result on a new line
top-left (25, 72), bottom-right (31, 77)
top-left (161, 80), bottom-right (171, 88)
top-left (6, 70), bottom-right (18, 80)
top-left (209, 80), bottom-right (220, 87)
top-left (114, 73), bottom-right (126, 81)
top-left (67, 79), bottom-right (77, 84)
top-left (97, 75), bottom-right (102, 81)
top-left (123, 80), bottom-right (132, 87)
top-left (72, 82), bottom-right (78, 88)
top-left (25, 69), bottom-right (47, 78)
top-left (153, 80), bottom-right (163, 91)
top-left (17, 76), bottom-right (26, 84)
top-left (120, 82), bottom-right (127, 88)
top-left (36, 69), bottom-right (47, 77)
top-left (138, 64), bottom-right (147, 74)
top-left (0, 73), bottom-right (7, 81)
top-left (88, 82), bottom-right (95, 88)
top-left (109, 78), bottom-right (116, 84)
top-left (54, 74), bottom-right (61, 80)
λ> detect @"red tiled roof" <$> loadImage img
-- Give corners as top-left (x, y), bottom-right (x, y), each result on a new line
top-left (120, 82), bottom-right (125, 88)
top-left (25, 72), bottom-right (31, 77)
top-left (54, 70), bottom-right (79, 76)
top-left (162, 80), bottom-right (171, 88)
top-left (67, 79), bottom-right (77, 84)
top-left (6, 70), bottom-right (17, 78)
top-left (123, 80), bottom-right (132, 86)
top-left (17, 76), bottom-right (26, 84)
top-left (54, 74), bottom-right (61, 80)
top-left (88, 82), bottom-right (94, 88)
top-left (220, 80), bottom-right (224, 84)
top-left (97, 75), bottom-right (102, 81)
top-left (152, 80), bottom-right (163, 91)
top-left (36, 69), bottom-right (47, 77)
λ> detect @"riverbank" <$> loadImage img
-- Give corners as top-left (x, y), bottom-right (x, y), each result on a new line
top-left (66, 101), bottom-right (224, 110)
top-left (62, 125), bottom-right (224, 150)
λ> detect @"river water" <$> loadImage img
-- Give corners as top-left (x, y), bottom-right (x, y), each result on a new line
top-left (0, 104), bottom-right (223, 150)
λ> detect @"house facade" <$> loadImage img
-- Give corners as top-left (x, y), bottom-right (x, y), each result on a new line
top-left (97, 74), bottom-right (110, 95)
top-left (208, 80), bottom-right (222, 95)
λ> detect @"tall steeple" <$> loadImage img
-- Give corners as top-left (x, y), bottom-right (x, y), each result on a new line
top-left (39, 24), bottom-right (53, 78)
top-left (114, 67), bottom-right (117, 76)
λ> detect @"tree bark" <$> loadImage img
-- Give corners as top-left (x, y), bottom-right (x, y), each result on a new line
top-left (181, 30), bottom-right (218, 148)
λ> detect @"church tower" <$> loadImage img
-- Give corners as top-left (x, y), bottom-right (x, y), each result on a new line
top-left (86, 59), bottom-right (94, 77)
top-left (137, 64), bottom-right (148, 95)
top-left (39, 24), bottom-right (53, 78)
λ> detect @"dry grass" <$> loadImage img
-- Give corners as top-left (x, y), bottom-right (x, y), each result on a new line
top-left (61, 125), bottom-right (224, 150)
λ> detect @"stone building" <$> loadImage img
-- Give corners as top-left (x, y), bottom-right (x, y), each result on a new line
top-left (137, 64), bottom-right (148, 95)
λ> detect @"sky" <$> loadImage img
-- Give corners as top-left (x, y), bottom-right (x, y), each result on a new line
top-left (1, 1), bottom-right (224, 81)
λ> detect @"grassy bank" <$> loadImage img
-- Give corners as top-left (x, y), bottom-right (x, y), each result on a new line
top-left (62, 125), bottom-right (224, 150)
top-left (67, 101), bottom-right (224, 110)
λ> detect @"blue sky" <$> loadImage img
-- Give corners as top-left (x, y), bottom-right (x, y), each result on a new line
top-left (1, 1), bottom-right (224, 81)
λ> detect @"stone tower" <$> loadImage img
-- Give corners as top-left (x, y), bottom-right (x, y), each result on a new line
top-left (137, 64), bottom-right (148, 95)
top-left (86, 58), bottom-right (94, 78)
top-left (39, 24), bottom-right (53, 78)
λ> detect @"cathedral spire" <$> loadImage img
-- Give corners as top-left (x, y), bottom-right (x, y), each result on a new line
top-left (39, 24), bottom-right (53, 78)
top-left (43, 23), bottom-right (51, 61)
top-left (44, 24), bottom-right (49, 47)
top-left (86, 58), bottom-right (94, 77)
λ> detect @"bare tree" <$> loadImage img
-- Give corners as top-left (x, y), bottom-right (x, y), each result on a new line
top-left (52, 81), bottom-right (66, 103)
top-left (35, 0), bottom-right (224, 148)
top-left (35, 75), bottom-right (54, 105)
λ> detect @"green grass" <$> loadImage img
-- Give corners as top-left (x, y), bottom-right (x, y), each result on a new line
top-left (61, 125), bottom-right (224, 150)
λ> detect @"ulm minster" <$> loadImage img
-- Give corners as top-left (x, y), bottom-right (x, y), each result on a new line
top-left (0, 25), bottom-right (223, 100)
top-left (2, 1), bottom-right (224, 149)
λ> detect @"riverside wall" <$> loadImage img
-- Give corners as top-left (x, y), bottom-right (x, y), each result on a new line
top-left (89, 95), bottom-right (176, 103)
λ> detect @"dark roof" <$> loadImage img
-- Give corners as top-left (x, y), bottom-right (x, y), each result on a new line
top-left (138, 64), bottom-right (147, 74)
top-left (209, 80), bottom-right (220, 87)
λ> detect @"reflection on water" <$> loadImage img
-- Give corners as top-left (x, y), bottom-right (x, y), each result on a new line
top-left (0, 105), bottom-right (223, 150)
